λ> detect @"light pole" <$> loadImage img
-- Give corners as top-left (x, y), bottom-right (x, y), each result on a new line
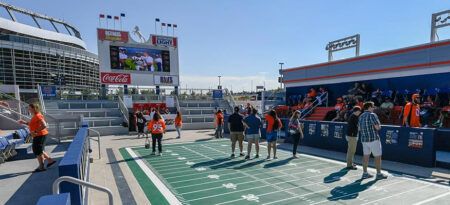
top-left (217, 75), bottom-right (222, 89)
top-left (279, 62), bottom-right (284, 89)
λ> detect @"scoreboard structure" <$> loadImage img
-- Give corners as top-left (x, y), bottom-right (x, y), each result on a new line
top-left (97, 28), bottom-right (180, 90)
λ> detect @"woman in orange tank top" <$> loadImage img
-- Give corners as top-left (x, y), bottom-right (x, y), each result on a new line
top-left (18, 103), bottom-right (55, 172)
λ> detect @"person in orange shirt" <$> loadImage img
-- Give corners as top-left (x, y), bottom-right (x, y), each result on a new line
top-left (147, 112), bottom-right (166, 156)
top-left (18, 103), bottom-right (55, 172)
top-left (403, 94), bottom-right (421, 127)
top-left (215, 110), bottom-right (224, 138)
top-left (175, 111), bottom-right (182, 139)
top-left (265, 109), bottom-right (283, 160)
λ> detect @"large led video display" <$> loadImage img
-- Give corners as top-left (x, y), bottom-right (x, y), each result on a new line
top-left (109, 46), bottom-right (170, 72)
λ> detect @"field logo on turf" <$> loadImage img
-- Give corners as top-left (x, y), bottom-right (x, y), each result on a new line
top-left (186, 161), bottom-right (194, 165)
top-left (171, 153), bottom-right (179, 156)
top-left (307, 168), bottom-right (321, 173)
top-left (242, 194), bottom-right (259, 202)
top-left (195, 167), bottom-right (206, 171)
top-left (222, 183), bottom-right (237, 189)
top-left (208, 175), bottom-right (220, 179)
top-left (177, 157), bottom-right (186, 160)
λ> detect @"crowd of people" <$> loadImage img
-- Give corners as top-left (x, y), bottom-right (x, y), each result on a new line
top-left (288, 82), bottom-right (450, 128)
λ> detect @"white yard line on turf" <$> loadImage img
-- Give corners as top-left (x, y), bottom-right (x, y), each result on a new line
top-left (191, 171), bottom-right (363, 203)
top-left (175, 161), bottom-right (329, 189)
top-left (359, 184), bottom-right (432, 205)
top-left (182, 145), bottom-right (303, 198)
top-left (261, 178), bottom-right (406, 205)
top-left (170, 160), bottom-right (326, 184)
top-left (125, 148), bottom-right (182, 205)
top-left (412, 192), bottom-right (450, 205)
top-left (180, 163), bottom-right (341, 195)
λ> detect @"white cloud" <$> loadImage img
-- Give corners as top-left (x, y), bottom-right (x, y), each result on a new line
top-left (179, 74), bottom-right (279, 91)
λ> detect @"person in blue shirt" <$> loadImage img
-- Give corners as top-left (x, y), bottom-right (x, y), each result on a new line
top-left (243, 107), bottom-right (263, 160)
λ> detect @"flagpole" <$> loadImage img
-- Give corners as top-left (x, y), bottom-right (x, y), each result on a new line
top-left (120, 18), bottom-right (122, 31)
top-left (154, 20), bottom-right (157, 35)
top-left (98, 17), bottom-right (101, 28)
top-left (113, 19), bottom-right (115, 30)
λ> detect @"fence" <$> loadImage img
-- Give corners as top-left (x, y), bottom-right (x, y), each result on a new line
top-left (58, 122), bottom-right (90, 205)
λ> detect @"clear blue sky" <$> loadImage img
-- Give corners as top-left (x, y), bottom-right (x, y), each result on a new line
top-left (3, 0), bottom-right (449, 90)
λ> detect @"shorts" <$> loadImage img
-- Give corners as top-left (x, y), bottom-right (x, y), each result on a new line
top-left (266, 131), bottom-right (278, 142)
top-left (32, 135), bottom-right (47, 156)
top-left (362, 140), bottom-right (382, 157)
top-left (230, 132), bottom-right (244, 142)
top-left (246, 134), bottom-right (261, 141)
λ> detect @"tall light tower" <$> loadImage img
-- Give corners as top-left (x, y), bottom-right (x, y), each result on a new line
top-left (278, 62), bottom-right (284, 89)
top-left (217, 75), bottom-right (222, 89)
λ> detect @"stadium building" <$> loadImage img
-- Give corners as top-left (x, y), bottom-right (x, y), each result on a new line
top-left (0, 2), bottom-right (99, 93)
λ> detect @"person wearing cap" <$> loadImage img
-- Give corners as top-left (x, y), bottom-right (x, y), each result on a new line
top-left (289, 110), bottom-right (304, 158)
top-left (345, 106), bottom-right (362, 170)
top-left (403, 94), bottom-right (421, 128)
top-left (228, 106), bottom-right (245, 158)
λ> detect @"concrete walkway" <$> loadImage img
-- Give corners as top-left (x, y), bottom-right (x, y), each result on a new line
top-left (0, 142), bottom-right (69, 205)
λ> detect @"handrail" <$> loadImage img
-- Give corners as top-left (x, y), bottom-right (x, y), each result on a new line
top-left (118, 96), bottom-right (129, 125)
top-left (52, 176), bottom-right (114, 205)
top-left (300, 92), bottom-right (329, 120)
top-left (174, 95), bottom-right (181, 113)
top-left (88, 128), bottom-right (101, 159)
top-left (0, 91), bottom-right (30, 118)
top-left (0, 104), bottom-right (31, 121)
top-left (37, 84), bottom-right (47, 114)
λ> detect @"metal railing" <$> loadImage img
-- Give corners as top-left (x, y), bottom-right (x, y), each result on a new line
top-left (118, 96), bottom-right (129, 125)
top-left (0, 104), bottom-right (31, 121)
top-left (88, 128), bottom-right (101, 159)
top-left (53, 176), bottom-right (113, 205)
top-left (300, 92), bottom-right (329, 120)
top-left (174, 95), bottom-right (181, 113)
top-left (0, 90), bottom-right (30, 118)
top-left (37, 84), bottom-right (47, 114)
top-left (224, 88), bottom-right (237, 110)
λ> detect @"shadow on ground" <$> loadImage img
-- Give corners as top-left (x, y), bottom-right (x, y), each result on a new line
top-left (323, 168), bottom-right (350, 183)
top-left (327, 178), bottom-right (378, 201)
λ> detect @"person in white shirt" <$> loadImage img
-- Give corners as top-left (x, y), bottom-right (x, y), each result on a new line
top-left (143, 52), bottom-right (154, 71)
top-left (155, 55), bottom-right (163, 72)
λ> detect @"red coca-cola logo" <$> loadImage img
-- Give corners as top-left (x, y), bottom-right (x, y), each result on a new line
top-left (101, 72), bottom-right (131, 84)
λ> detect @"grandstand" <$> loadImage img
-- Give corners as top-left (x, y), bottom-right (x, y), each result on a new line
top-left (0, 2), bottom-right (99, 93)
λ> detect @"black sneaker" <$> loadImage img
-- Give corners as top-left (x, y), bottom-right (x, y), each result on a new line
top-left (255, 154), bottom-right (259, 159)
top-left (345, 165), bottom-right (357, 170)
top-left (362, 172), bottom-right (373, 179)
top-left (239, 153), bottom-right (245, 157)
top-left (376, 173), bottom-right (388, 180)
top-left (230, 154), bottom-right (235, 158)
top-left (245, 155), bottom-right (250, 160)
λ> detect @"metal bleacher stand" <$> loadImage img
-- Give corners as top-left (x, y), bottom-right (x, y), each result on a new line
top-left (37, 121), bottom-right (112, 205)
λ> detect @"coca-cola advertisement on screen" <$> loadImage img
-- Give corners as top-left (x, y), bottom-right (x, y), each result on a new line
top-left (100, 72), bottom-right (131, 84)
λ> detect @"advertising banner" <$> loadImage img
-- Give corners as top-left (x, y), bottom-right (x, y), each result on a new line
top-left (151, 35), bottom-right (178, 47)
top-left (154, 75), bottom-right (175, 85)
top-left (100, 72), bottom-right (131, 84)
top-left (41, 85), bottom-right (57, 97)
top-left (212, 90), bottom-right (223, 99)
top-left (98, 29), bottom-right (129, 42)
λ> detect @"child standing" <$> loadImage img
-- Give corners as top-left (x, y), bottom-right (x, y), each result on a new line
top-left (136, 112), bottom-right (147, 138)
top-left (148, 112), bottom-right (166, 156)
